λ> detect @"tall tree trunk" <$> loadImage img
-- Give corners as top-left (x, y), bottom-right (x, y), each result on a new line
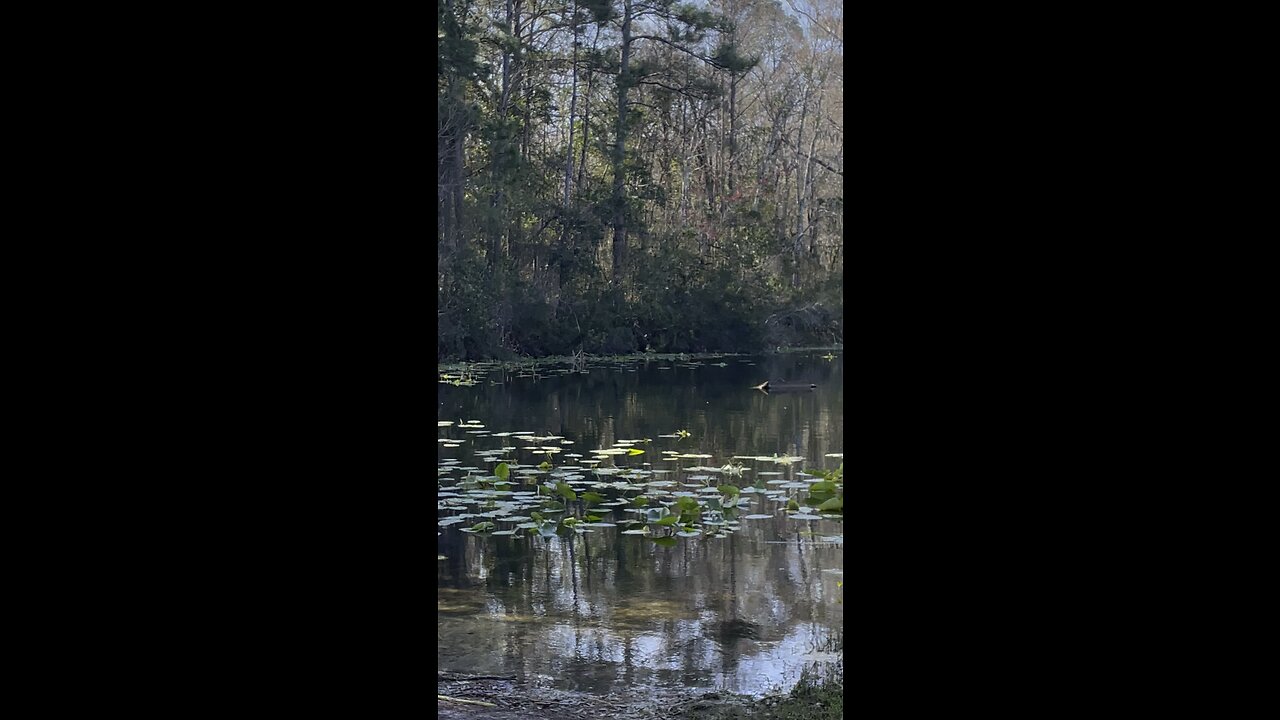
top-left (792, 78), bottom-right (813, 289)
top-left (610, 0), bottom-right (632, 284)
top-left (576, 24), bottom-right (598, 197)
top-left (488, 0), bottom-right (518, 266)
top-left (562, 0), bottom-right (579, 206)
top-left (728, 73), bottom-right (738, 196)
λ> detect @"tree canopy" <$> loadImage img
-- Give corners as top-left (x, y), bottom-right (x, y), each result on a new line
top-left (439, 0), bottom-right (843, 360)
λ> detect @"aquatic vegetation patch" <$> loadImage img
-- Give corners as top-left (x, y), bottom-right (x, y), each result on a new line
top-left (438, 420), bottom-right (843, 546)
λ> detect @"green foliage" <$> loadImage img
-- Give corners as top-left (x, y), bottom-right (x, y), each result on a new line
top-left (818, 496), bottom-right (843, 512)
top-left (437, 0), bottom-right (843, 362)
top-left (555, 481), bottom-right (577, 501)
top-left (805, 464), bottom-right (843, 514)
top-left (712, 42), bottom-right (760, 74)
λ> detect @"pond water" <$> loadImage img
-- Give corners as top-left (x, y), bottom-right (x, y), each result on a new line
top-left (437, 352), bottom-right (843, 700)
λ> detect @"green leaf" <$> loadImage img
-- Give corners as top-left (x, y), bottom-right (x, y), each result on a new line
top-left (555, 481), bottom-right (577, 501)
top-left (809, 481), bottom-right (836, 494)
top-left (651, 536), bottom-right (678, 547)
top-left (631, 495), bottom-right (649, 506)
top-left (530, 511), bottom-right (544, 523)
top-left (818, 496), bottom-right (843, 512)
top-left (655, 515), bottom-right (679, 526)
top-left (787, 498), bottom-right (800, 512)
top-left (494, 463), bottom-right (509, 481)
top-left (717, 484), bottom-right (740, 497)
top-left (676, 496), bottom-right (700, 513)
top-left (538, 460), bottom-right (553, 470)
top-left (628, 448), bottom-right (645, 455)
top-left (581, 491), bottom-right (605, 506)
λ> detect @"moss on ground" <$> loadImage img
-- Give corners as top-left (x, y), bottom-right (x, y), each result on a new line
top-left (669, 667), bottom-right (843, 720)
top-left (768, 676), bottom-right (843, 720)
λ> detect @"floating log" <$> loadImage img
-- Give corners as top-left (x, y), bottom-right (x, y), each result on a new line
top-left (753, 380), bottom-right (817, 393)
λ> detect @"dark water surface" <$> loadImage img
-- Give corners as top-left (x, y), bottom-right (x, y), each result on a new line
top-left (437, 352), bottom-right (843, 698)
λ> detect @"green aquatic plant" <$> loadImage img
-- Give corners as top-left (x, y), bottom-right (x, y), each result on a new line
top-left (437, 414), bottom-right (844, 552)
top-left (803, 463), bottom-right (843, 514)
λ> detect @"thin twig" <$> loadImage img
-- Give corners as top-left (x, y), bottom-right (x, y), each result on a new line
top-left (437, 695), bottom-right (498, 707)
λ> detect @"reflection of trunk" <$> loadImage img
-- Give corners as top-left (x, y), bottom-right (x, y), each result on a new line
top-left (581, 530), bottom-right (592, 587)
top-left (567, 533), bottom-right (579, 609)
top-left (622, 634), bottom-right (634, 686)
top-left (544, 539), bottom-right (552, 598)
top-left (721, 533), bottom-right (738, 678)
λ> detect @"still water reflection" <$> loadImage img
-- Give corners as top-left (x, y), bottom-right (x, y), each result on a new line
top-left (437, 353), bottom-right (843, 697)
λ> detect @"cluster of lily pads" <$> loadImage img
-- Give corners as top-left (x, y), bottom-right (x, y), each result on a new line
top-left (438, 419), bottom-right (842, 547)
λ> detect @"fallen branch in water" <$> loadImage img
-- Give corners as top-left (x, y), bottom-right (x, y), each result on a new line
top-left (437, 695), bottom-right (497, 707)
top-left (438, 672), bottom-right (517, 682)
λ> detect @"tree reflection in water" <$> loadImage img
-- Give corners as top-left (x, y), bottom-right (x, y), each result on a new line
top-left (438, 353), bottom-right (843, 697)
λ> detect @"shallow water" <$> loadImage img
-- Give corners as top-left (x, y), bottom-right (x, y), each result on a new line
top-left (437, 352), bottom-right (843, 698)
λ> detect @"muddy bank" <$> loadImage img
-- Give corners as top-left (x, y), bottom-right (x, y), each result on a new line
top-left (436, 671), bottom-right (682, 720)
top-left (437, 671), bottom-right (841, 720)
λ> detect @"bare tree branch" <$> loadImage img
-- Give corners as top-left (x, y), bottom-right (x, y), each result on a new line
top-left (783, 0), bottom-right (842, 45)
top-left (632, 35), bottom-right (728, 69)
top-left (781, 136), bottom-right (843, 177)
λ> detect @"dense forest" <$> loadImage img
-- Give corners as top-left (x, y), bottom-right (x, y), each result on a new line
top-left (438, 0), bottom-right (843, 360)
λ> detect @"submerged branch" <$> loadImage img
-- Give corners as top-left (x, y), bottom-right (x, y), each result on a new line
top-left (437, 695), bottom-right (497, 707)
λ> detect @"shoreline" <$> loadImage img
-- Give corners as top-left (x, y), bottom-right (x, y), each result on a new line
top-left (438, 346), bottom-right (843, 373)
